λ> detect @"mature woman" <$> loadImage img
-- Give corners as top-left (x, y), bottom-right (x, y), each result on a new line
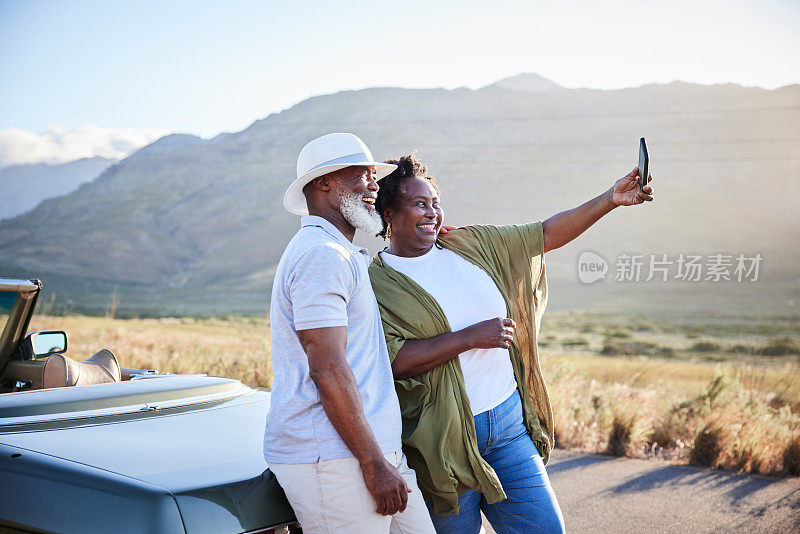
top-left (368, 154), bottom-right (653, 534)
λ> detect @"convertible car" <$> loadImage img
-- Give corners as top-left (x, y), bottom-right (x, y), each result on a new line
top-left (0, 278), bottom-right (299, 533)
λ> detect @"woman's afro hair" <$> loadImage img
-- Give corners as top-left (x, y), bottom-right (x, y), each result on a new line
top-left (375, 152), bottom-right (440, 238)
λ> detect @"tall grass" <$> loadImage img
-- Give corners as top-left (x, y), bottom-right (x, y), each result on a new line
top-left (543, 354), bottom-right (800, 476)
top-left (23, 314), bottom-right (800, 477)
top-left (784, 434), bottom-right (800, 476)
top-left (685, 372), bottom-right (799, 474)
top-left (27, 314), bottom-right (274, 388)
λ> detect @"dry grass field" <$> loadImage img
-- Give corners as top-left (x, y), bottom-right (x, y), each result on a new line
top-left (23, 310), bottom-right (800, 477)
top-left (27, 314), bottom-right (274, 389)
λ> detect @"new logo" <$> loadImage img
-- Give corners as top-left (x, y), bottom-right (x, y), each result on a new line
top-left (577, 250), bottom-right (608, 284)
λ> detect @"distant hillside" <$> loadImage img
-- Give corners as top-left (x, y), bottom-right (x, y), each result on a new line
top-left (0, 157), bottom-right (117, 221)
top-left (126, 133), bottom-right (204, 160)
top-left (0, 75), bottom-right (798, 316)
top-left (487, 72), bottom-right (564, 92)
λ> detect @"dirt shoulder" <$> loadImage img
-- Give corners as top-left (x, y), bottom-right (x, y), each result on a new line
top-left (483, 449), bottom-right (800, 534)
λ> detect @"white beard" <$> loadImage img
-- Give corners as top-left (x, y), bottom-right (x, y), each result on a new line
top-left (339, 190), bottom-right (383, 235)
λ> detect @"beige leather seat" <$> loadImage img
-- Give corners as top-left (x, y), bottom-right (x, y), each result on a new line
top-left (42, 349), bottom-right (121, 389)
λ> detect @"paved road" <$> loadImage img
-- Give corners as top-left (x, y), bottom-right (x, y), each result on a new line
top-left (482, 449), bottom-right (800, 533)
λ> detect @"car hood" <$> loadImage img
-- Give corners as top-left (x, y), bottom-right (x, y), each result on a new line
top-left (0, 376), bottom-right (294, 533)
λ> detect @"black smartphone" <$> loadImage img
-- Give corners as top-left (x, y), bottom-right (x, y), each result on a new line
top-left (638, 137), bottom-right (649, 189)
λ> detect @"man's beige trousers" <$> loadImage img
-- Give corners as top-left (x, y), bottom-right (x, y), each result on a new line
top-left (270, 450), bottom-right (435, 533)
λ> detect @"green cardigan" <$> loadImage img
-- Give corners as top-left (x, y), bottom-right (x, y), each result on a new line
top-left (368, 222), bottom-right (554, 516)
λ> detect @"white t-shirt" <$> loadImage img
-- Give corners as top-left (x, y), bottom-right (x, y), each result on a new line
top-left (380, 245), bottom-right (518, 415)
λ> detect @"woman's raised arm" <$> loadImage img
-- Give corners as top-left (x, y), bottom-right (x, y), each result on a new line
top-left (542, 167), bottom-right (653, 253)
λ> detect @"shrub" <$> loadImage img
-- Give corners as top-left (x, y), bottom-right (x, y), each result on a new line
top-left (600, 341), bottom-right (658, 356)
top-left (758, 336), bottom-right (800, 356)
top-left (545, 351), bottom-right (800, 476)
top-left (691, 417), bottom-right (731, 467)
top-left (703, 373), bottom-right (731, 408)
top-left (605, 328), bottom-right (631, 339)
top-left (607, 404), bottom-right (652, 457)
top-left (686, 373), bottom-right (794, 475)
top-left (728, 344), bottom-right (756, 354)
top-left (690, 340), bottom-right (720, 352)
top-left (608, 413), bottom-right (650, 457)
top-left (685, 326), bottom-right (704, 339)
top-left (656, 346), bottom-right (676, 358)
top-left (783, 433), bottom-right (800, 476)
top-left (608, 415), bottom-right (632, 456)
top-left (652, 410), bottom-right (692, 449)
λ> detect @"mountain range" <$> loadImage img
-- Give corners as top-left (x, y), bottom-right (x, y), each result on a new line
top-left (0, 157), bottom-right (116, 221)
top-left (1, 73), bottom-right (798, 316)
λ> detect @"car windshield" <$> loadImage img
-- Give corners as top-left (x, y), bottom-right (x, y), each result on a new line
top-left (0, 291), bottom-right (17, 338)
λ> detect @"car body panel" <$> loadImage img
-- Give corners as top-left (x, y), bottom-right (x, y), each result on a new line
top-left (0, 378), bottom-right (296, 532)
top-left (0, 375), bottom-right (251, 424)
top-left (0, 279), bottom-right (297, 533)
top-left (0, 442), bottom-right (186, 534)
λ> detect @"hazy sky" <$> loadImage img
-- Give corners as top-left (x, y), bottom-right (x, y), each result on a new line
top-left (0, 0), bottom-right (798, 164)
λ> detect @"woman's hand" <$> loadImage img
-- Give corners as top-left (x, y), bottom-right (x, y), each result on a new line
top-left (610, 167), bottom-right (654, 207)
top-left (462, 317), bottom-right (516, 350)
top-left (392, 316), bottom-right (516, 378)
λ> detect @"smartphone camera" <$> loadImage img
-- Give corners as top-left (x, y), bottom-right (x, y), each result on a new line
top-left (638, 138), bottom-right (649, 190)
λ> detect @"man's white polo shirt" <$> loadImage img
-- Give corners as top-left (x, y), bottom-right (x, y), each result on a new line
top-left (264, 215), bottom-right (402, 463)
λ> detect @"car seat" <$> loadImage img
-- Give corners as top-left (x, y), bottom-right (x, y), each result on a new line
top-left (42, 349), bottom-right (121, 388)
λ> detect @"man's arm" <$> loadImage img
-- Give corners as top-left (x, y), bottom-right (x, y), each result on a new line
top-left (297, 326), bottom-right (410, 516)
top-left (542, 167), bottom-right (653, 253)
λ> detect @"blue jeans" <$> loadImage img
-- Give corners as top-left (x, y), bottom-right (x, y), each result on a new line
top-left (426, 391), bottom-right (565, 534)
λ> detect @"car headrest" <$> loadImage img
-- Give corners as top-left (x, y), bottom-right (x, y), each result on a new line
top-left (42, 349), bottom-right (121, 389)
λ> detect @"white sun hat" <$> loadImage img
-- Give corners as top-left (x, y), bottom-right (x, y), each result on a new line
top-left (284, 133), bottom-right (397, 215)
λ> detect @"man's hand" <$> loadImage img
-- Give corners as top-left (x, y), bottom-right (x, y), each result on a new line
top-left (361, 455), bottom-right (411, 515)
top-left (299, 326), bottom-right (409, 515)
top-left (437, 225), bottom-right (458, 235)
top-left (462, 317), bottom-right (516, 349)
top-left (610, 167), bottom-right (654, 207)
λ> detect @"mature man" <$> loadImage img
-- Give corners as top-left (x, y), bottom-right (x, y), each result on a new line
top-left (264, 133), bottom-right (435, 533)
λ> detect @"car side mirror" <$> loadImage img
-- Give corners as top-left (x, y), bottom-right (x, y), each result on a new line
top-left (21, 331), bottom-right (68, 359)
